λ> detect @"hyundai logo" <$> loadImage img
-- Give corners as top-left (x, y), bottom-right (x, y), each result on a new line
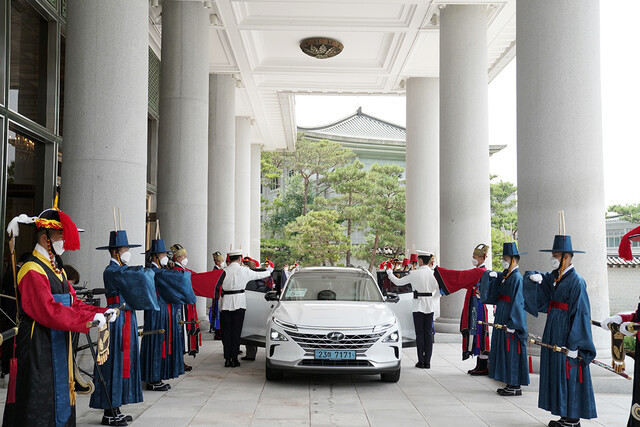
top-left (326, 332), bottom-right (345, 341)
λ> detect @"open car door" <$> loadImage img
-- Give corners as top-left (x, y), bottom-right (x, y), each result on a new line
top-left (376, 271), bottom-right (416, 347)
top-left (241, 276), bottom-right (280, 348)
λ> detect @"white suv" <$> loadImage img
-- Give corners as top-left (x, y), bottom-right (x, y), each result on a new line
top-left (242, 267), bottom-right (415, 382)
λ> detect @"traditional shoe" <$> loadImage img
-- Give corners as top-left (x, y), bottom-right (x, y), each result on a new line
top-left (241, 356), bottom-right (255, 361)
top-left (468, 368), bottom-right (489, 376)
top-left (549, 419), bottom-right (580, 427)
top-left (184, 363), bottom-right (193, 371)
top-left (114, 408), bottom-right (133, 423)
top-left (145, 381), bottom-right (170, 391)
top-left (497, 386), bottom-right (522, 396)
top-left (101, 415), bottom-right (127, 426)
top-left (232, 358), bottom-right (241, 367)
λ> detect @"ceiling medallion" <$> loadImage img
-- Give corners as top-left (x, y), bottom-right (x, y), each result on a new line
top-left (299, 38), bottom-right (344, 59)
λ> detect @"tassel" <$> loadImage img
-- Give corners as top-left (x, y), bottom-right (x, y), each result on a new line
top-left (7, 357), bottom-right (17, 403)
top-left (58, 210), bottom-right (81, 251)
top-left (579, 364), bottom-right (583, 383)
top-left (528, 355), bottom-right (533, 374)
top-left (68, 331), bottom-right (76, 406)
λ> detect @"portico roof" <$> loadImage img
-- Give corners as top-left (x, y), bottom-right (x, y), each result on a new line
top-left (149, 0), bottom-right (516, 151)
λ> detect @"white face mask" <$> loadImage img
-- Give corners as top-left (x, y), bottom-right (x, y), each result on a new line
top-left (120, 250), bottom-right (132, 265)
top-left (471, 258), bottom-right (479, 267)
top-left (160, 256), bottom-right (169, 266)
top-left (501, 259), bottom-right (511, 270)
top-left (52, 239), bottom-right (65, 256)
top-left (181, 258), bottom-right (189, 267)
top-left (283, 267), bottom-right (289, 272)
top-left (550, 257), bottom-right (561, 270)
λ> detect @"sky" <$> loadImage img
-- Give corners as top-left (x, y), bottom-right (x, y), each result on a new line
top-left (295, 0), bottom-right (639, 207)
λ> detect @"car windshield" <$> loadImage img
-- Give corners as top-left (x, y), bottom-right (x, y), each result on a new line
top-left (282, 271), bottom-right (383, 302)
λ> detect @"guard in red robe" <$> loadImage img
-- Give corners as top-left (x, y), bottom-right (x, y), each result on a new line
top-left (434, 243), bottom-right (490, 375)
top-left (3, 205), bottom-right (109, 427)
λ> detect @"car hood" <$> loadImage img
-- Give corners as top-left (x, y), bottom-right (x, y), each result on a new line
top-left (272, 301), bottom-right (396, 329)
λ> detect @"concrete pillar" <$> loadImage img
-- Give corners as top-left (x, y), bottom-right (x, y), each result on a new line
top-left (436, 5), bottom-right (491, 334)
top-left (250, 144), bottom-right (262, 262)
top-left (405, 77), bottom-right (439, 273)
top-left (235, 117), bottom-right (252, 258)
top-left (156, 0), bottom-right (209, 317)
top-left (516, 1), bottom-right (608, 349)
top-left (61, 0), bottom-right (148, 289)
top-left (208, 74), bottom-right (236, 269)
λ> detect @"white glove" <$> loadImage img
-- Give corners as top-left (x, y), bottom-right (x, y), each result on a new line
top-left (506, 328), bottom-right (515, 334)
top-left (621, 322), bottom-right (636, 337)
top-left (266, 266), bottom-right (274, 273)
top-left (600, 314), bottom-right (622, 331)
top-left (386, 269), bottom-right (393, 276)
top-left (566, 349), bottom-right (578, 359)
top-left (93, 313), bottom-right (106, 329)
top-left (489, 271), bottom-right (498, 278)
top-left (104, 308), bottom-right (117, 322)
top-left (529, 273), bottom-right (543, 284)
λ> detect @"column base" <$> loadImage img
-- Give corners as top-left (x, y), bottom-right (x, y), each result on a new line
top-left (434, 316), bottom-right (461, 334)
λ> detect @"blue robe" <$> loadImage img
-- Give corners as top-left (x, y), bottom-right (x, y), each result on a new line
top-left (523, 268), bottom-right (597, 419)
top-left (481, 268), bottom-right (529, 386)
top-left (140, 267), bottom-right (194, 382)
top-left (90, 262), bottom-right (158, 410)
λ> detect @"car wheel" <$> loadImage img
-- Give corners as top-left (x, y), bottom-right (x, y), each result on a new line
top-left (380, 367), bottom-right (401, 383)
top-left (265, 360), bottom-right (283, 381)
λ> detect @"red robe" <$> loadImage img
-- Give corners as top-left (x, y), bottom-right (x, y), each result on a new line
top-left (434, 265), bottom-right (489, 359)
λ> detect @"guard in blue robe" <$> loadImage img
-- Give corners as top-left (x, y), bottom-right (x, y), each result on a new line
top-left (480, 242), bottom-right (529, 396)
top-left (90, 230), bottom-right (158, 426)
top-left (140, 239), bottom-right (195, 390)
top-left (523, 234), bottom-right (597, 427)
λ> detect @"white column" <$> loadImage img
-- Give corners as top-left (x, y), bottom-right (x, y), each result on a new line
top-left (235, 117), bottom-right (252, 257)
top-left (516, 1), bottom-right (608, 348)
top-left (405, 77), bottom-right (439, 267)
top-left (208, 74), bottom-right (236, 268)
top-left (156, 0), bottom-right (209, 317)
top-left (436, 5), bottom-right (491, 334)
top-left (62, 0), bottom-right (148, 288)
top-left (250, 144), bottom-right (262, 262)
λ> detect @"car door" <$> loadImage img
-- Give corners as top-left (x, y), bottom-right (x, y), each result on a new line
top-left (241, 288), bottom-right (278, 347)
top-left (388, 291), bottom-right (416, 346)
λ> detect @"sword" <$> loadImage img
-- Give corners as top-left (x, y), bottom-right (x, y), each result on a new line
top-left (527, 335), bottom-right (632, 380)
top-left (478, 320), bottom-right (508, 330)
top-left (86, 303), bottom-right (126, 328)
top-left (591, 319), bottom-right (640, 334)
top-left (0, 327), bottom-right (18, 346)
top-left (139, 329), bottom-right (165, 337)
top-left (178, 320), bottom-right (201, 325)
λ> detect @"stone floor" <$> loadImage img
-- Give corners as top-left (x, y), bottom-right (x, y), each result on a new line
top-left (0, 338), bottom-right (632, 426)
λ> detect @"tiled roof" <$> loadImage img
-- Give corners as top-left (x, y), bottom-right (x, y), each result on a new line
top-left (299, 107), bottom-right (405, 142)
top-left (607, 256), bottom-right (640, 267)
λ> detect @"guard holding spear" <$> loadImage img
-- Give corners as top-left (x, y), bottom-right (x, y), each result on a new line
top-left (523, 212), bottom-right (597, 427)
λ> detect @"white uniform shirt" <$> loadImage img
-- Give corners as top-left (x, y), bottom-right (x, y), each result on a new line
top-left (387, 265), bottom-right (440, 315)
top-left (220, 262), bottom-right (272, 311)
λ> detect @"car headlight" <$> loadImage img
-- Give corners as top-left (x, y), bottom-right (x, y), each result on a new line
top-left (382, 330), bottom-right (399, 343)
top-left (373, 320), bottom-right (396, 332)
top-left (273, 317), bottom-right (297, 331)
top-left (270, 328), bottom-right (289, 341)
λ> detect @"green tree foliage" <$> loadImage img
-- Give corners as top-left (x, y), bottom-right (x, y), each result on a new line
top-left (355, 164), bottom-right (406, 271)
top-left (608, 203), bottom-right (640, 224)
top-left (260, 238), bottom-right (293, 268)
top-left (285, 210), bottom-right (349, 266)
top-left (262, 174), bottom-right (310, 238)
top-left (490, 176), bottom-right (518, 270)
top-left (322, 161), bottom-right (368, 265)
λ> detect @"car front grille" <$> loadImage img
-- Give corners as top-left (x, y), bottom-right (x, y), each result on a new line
top-left (287, 330), bottom-right (385, 355)
top-left (298, 359), bottom-right (373, 367)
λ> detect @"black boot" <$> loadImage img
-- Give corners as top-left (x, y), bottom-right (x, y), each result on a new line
top-left (497, 385), bottom-right (522, 396)
top-left (102, 409), bottom-right (128, 426)
top-left (224, 358), bottom-right (230, 367)
top-left (232, 358), bottom-right (241, 367)
top-left (468, 357), bottom-right (489, 375)
top-left (145, 381), bottom-right (170, 391)
top-left (114, 408), bottom-right (133, 423)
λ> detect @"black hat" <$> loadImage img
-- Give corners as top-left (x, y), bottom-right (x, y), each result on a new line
top-left (539, 235), bottom-right (585, 254)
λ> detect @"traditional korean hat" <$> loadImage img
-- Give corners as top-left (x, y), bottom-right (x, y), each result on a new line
top-left (263, 260), bottom-right (274, 268)
top-left (402, 258), bottom-right (409, 266)
top-left (96, 230), bottom-right (141, 250)
top-left (409, 253), bottom-right (418, 263)
top-left (170, 243), bottom-right (187, 258)
top-left (472, 244), bottom-right (489, 257)
top-left (145, 239), bottom-right (171, 254)
top-left (7, 195), bottom-right (82, 251)
top-left (495, 242), bottom-right (527, 257)
top-left (539, 211), bottom-right (585, 253)
top-left (618, 225), bottom-right (640, 261)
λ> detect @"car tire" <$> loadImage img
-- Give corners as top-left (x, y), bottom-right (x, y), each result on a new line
top-left (265, 360), bottom-right (283, 381)
top-left (380, 368), bottom-right (401, 383)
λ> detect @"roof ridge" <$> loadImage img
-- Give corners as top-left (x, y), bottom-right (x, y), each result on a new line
top-left (298, 107), bottom-right (405, 133)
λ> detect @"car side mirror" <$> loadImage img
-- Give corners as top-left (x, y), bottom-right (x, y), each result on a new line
top-left (386, 292), bottom-right (399, 303)
top-left (265, 290), bottom-right (279, 301)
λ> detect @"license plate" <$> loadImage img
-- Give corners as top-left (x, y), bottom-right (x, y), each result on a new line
top-left (314, 350), bottom-right (356, 360)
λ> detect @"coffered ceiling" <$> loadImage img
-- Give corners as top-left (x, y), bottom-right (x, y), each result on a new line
top-left (149, 0), bottom-right (516, 151)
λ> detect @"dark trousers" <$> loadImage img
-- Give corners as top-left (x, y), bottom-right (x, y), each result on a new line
top-left (220, 309), bottom-right (245, 359)
top-left (413, 311), bottom-right (434, 364)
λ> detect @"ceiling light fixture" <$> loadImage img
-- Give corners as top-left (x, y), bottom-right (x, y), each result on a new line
top-left (299, 38), bottom-right (343, 59)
